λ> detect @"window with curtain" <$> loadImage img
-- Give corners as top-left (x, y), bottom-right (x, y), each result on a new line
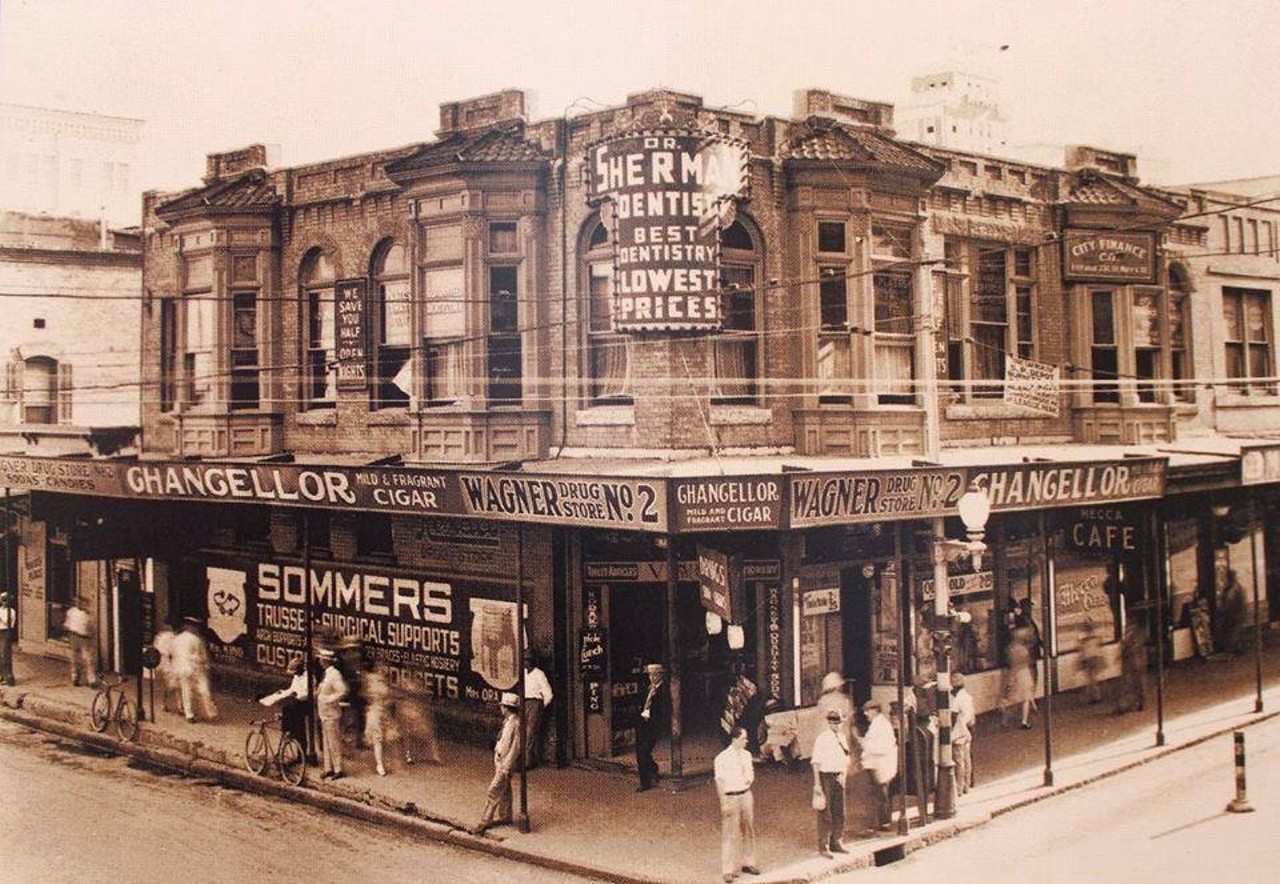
top-left (713, 220), bottom-right (760, 405)
top-left (184, 294), bottom-right (216, 407)
top-left (1090, 289), bottom-right (1119, 403)
top-left (1223, 286), bottom-right (1276, 395)
top-left (301, 250), bottom-right (336, 407)
top-left (585, 221), bottom-right (631, 404)
top-left (372, 240), bottom-right (410, 408)
top-left (423, 265), bottom-right (464, 406)
top-left (1169, 266), bottom-right (1193, 402)
top-left (945, 241), bottom-right (1037, 401)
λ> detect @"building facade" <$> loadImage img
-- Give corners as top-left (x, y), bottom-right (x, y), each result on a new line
top-left (4, 87), bottom-right (1278, 775)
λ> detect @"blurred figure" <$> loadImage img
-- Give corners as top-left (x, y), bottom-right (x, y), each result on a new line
top-left (362, 659), bottom-right (394, 776)
top-left (950, 673), bottom-right (976, 795)
top-left (64, 599), bottom-right (97, 687)
top-left (1078, 618), bottom-right (1105, 704)
top-left (1217, 570), bottom-right (1247, 656)
top-left (393, 678), bottom-right (442, 766)
top-left (860, 699), bottom-right (898, 831)
top-left (172, 617), bottom-right (218, 722)
top-left (815, 671), bottom-right (854, 751)
top-left (1115, 620), bottom-right (1148, 715)
top-left (1004, 627), bottom-right (1036, 728)
top-left (151, 622), bottom-right (182, 713)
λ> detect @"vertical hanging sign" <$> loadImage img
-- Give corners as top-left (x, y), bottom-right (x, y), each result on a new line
top-left (334, 279), bottom-right (368, 389)
top-left (586, 129), bottom-right (749, 332)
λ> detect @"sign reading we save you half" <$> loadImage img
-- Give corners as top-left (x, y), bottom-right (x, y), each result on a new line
top-left (587, 130), bottom-right (749, 332)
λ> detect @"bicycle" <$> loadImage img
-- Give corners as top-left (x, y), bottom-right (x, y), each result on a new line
top-left (245, 713), bottom-right (307, 786)
top-left (90, 673), bottom-right (139, 741)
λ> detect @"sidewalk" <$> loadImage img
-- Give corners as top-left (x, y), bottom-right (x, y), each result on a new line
top-left (2, 642), bottom-right (1278, 884)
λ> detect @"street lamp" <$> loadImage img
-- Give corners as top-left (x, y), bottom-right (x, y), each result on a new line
top-left (932, 483), bottom-right (991, 819)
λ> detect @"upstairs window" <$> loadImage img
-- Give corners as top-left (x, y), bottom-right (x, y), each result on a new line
top-left (230, 292), bottom-right (259, 410)
top-left (184, 294), bottom-right (216, 407)
top-left (945, 241), bottom-right (1037, 401)
top-left (372, 241), bottom-right (411, 409)
top-left (1169, 266), bottom-right (1193, 402)
top-left (1224, 287), bottom-right (1275, 395)
top-left (7, 356), bottom-right (70, 424)
top-left (487, 265), bottom-right (521, 404)
top-left (301, 250), bottom-right (337, 407)
top-left (714, 220), bottom-right (761, 405)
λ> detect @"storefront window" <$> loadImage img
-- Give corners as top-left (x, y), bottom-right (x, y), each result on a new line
top-left (1167, 517), bottom-right (1200, 625)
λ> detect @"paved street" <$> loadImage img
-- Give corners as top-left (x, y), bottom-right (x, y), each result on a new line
top-left (860, 713), bottom-right (1280, 883)
top-left (0, 719), bottom-right (594, 884)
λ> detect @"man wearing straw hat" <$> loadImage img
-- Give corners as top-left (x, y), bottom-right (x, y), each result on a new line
top-left (635, 662), bottom-right (668, 792)
top-left (315, 647), bottom-right (348, 779)
top-left (472, 691), bottom-right (521, 835)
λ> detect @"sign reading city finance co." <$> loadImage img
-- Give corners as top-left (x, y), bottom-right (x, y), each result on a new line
top-left (1062, 230), bottom-right (1158, 284)
top-left (789, 458), bottom-right (1166, 528)
top-left (586, 130), bottom-right (749, 332)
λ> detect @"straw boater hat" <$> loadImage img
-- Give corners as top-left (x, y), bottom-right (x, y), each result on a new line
top-left (644, 663), bottom-right (665, 675)
top-left (862, 699), bottom-right (882, 713)
top-left (500, 691), bottom-right (520, 709)
top-left (824, 708), bottom-right (843, 722)
top-left (820, 672), bottom-right (844, 693)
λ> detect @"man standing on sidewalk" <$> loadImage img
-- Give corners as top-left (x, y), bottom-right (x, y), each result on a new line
top-left (0, 593), bottom-right (16, 686)
top-left (860, 699), bottom-right (898, 830)
top-left (316, 647), bottom-right (348, 780)
top-left (635, 662), bottom-right (668, 792)
top-left (811, 707), bottom-right (850, 857)
top-left (521, 651), bottom-right (553, 769)
top-left (172, 617), bottom-right (218, 722)
top-left (473, 691), bottom-right (521, 835)
top-left (951, 673), bottom-right (976, 795)
top-left (63, 599), bottom-right (96, 687)
top-left (714, 725), bottom-right (760, 882)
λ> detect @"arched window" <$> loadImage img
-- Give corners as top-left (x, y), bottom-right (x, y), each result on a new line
top-left (714, 219), bottom-right (761, 404)
top-left (12, 356), bottom-right (68, 424)
top-left (372, 240), bottom-right (411, 408)
top-left (584, 220), bottom-right (631, 405)
top-left (301, 249), bottom-right (336, 406)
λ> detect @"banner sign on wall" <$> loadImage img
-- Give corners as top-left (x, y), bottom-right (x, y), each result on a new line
top-left (202, 557), bottom-right (525, 707)
top-left (789, 458), bottom-right (1166, 528)
top-left (334, 279), bottom-right (368, 389)
top-left (672, 476), bottom-right (782, 530)
top-left (586, 129), bottom-right (749, 332)
top-left (1062, 230), bottom-right (1157, 284)
top-left (1003, 355), bottom-right (1061, 416)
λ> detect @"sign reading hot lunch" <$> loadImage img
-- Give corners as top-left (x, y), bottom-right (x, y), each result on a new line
top-left (587, 130), bottom-right (748, 332)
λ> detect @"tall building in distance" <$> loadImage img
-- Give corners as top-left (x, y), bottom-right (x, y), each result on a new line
top-left (896, 69), bottom-right (1007, 155)
top-left (0, 103), bottom-right (145, 227)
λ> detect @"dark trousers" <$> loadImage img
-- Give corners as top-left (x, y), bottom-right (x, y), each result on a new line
top-left (0, 630), bottom-right (13, 684)
top-left (635, 726), bottom-right (659, 789)
top-left (868, 771), bottom-right (892, 827)
top-left (817, 771), bottom-right (846, 849)
top-left (281, 697), bottom-right (311, 754)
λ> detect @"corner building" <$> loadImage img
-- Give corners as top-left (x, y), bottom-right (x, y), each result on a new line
top-left (6, 87), bottom-right (1277, 777)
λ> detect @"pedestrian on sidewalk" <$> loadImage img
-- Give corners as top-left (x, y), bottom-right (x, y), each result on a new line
top-left (362, 658), bottom-right (395, 777)
top-left (1115, 620), bottom-right (1148, 715)
top-left (714, 725), bottom-right (760, 882)
top-left (0, 592), bottom-right (16, 686)
top-left (1217, 570), bottom-right (1247, 656)
top-left (950, 673), bottom-right (976, 795)
top-left (811, 707), bottom-right (850, 857)
top-left (1078, 618), bottom-right (1105, 704)
top-left (635, 662), bottom-right (668, 792)
top-left (521, 651), bottom-right (553, 769)
top-left (151, 622), bottom-right (182, 713)
top-left (814, 671), bottom-right (854, 753)
top-left (393, 680), bottom-right (441, 765)
top-left (316, 647), bottom-right (349, 779)
top-left (173, 617), bottom-right (218, 722)
top-left (860, 699), bottom-right (897, 831)
top-left (280, 655), bottom-right (312, 759)
top-left (64, 599), bottom-right (97, 687)
top-left (473, 691), bottom-right (521, 835)
top-left (1004, 627), bottom-right (1036, 728)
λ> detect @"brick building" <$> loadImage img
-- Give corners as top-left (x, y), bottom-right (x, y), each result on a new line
top-left (4, 87), bottom-right (1278, 776)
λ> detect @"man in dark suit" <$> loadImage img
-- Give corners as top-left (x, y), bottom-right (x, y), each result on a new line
top-left (635, 662), bottom-right (668, 792)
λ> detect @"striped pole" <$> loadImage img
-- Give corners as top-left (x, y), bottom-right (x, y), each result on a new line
top-left (1225, 730), bottom-right (1254, 813)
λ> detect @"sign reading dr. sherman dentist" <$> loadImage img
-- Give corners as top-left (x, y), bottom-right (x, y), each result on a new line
top-left (587, 130), bottom-right (748, 332)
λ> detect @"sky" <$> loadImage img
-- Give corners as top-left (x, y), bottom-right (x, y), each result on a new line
top-left (2, 0), bottom-right (1278, 195)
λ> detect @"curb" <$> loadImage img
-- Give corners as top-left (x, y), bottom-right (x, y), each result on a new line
top-left (3, 685), bottom-right (1277, 884)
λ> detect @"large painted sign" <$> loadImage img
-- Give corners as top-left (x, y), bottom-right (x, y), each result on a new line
top-left (672, 476), bottom-right (782, 530)
top-left (586, 130), bottom-right (749, 332)
top-left (334, 279), bottom-right (368, 389)
top-left (790, 458), bottom-right (1166, 528)
top-left (204, 557), bottom-right (523, 706)
top-left (1062, 230), bottom-right (1158, 284)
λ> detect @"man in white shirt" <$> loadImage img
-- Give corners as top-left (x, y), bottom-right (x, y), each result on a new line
top-left (0, 592), bottom-right (16, 686)
top-left (522, 651), bottom-right (554, 769)
top-left (860, 699), bottom-right (898, 830)
top-left (63, 600), bottom-right (96, 687)
top-left (714, 725), bottom-right (759, 882)
top-left (172, 617), bottom-right (218, 722)
top-left (811, 708), bottom-right (850, 857)
top-left (951, 673), bottom-right (976, 795)
top-left (315, 648), bottom-right (349, 779)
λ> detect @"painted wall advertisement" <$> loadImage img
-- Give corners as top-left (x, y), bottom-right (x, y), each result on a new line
top-left (334, 279), bottom-right (368, 389)
top-left (586, 129), bottom-right (749, 332)
top-left (200, 557), bottom-right (522, 706)
top-left (1062, 230), bottom-right (1157, 284)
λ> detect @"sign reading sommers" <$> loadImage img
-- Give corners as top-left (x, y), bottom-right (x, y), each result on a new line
top-left (586, 130), bottom-right (748, 332)
top-left (789, 458), bottom-right (1166, 528)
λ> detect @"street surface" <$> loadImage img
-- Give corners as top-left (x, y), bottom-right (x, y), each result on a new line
top-left (859, 713), bottom-right (1280, 883)
top-left (0, 720), bottom-right (593, 884)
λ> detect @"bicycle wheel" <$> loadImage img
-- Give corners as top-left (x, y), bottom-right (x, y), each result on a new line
top-left (90, 690), bottom-right (111, 732)
top-left (244, 728), bottom-right (269, 775)
top-left (114, 695), bottom-right (139, 741)
top-left (277, 735), bottom-right (306, 786)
